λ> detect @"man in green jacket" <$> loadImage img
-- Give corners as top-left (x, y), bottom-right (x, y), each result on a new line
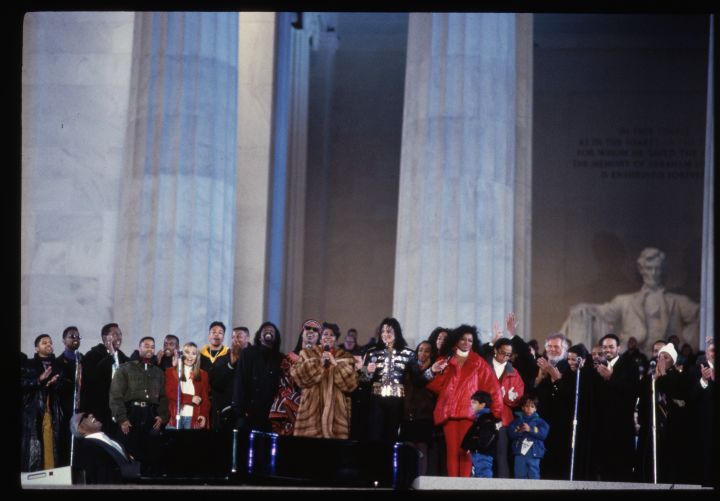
top-left (109, 336), bottom-right (168, 465)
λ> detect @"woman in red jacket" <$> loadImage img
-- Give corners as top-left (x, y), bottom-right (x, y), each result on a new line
top-left (485, 337), bottom-right (524, 478)
top-left (165, 342), bottom-right (211, 429)
top-left (426, 325), bottom-right (504, 477)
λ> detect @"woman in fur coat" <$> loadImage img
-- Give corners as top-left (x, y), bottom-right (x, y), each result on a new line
top-left (291, 322), bottom-right (358, 439)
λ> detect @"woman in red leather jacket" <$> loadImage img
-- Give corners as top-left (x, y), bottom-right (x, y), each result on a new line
top-left (426, 325), bottom-right (503, 477)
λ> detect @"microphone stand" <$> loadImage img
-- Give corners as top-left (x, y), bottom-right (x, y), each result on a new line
top-left (176, 357), bottom-right (182, 429)
top-left (69, 351), bottom-right (82, 468)
top-left (651, 364), bottom-right (658, 484)
top-left (569, 357), bottom-right (583, 481)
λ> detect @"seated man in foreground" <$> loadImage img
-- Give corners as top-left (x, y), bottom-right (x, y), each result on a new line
top-left (70, 411), bottom-right (141, 484)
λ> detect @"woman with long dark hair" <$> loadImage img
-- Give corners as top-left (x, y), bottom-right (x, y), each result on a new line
top-left (399, 340), bottom-right (436, 475)
top-left (362, 317), bottom-right (422, 443)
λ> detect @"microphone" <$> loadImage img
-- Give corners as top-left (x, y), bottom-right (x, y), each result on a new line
top-left (441, 354), bottom-right (453, 374)
top-left (649, 359), bottom-right (656, 374)
top-left (577, 357), bottom-right (585, 369)
top-left (323, 345), bottom-right (331, 368)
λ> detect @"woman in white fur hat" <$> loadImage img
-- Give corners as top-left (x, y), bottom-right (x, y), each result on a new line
top-left (635, 342), bottom-right (692, 484)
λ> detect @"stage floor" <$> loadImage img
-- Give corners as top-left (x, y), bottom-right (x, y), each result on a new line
top-left (21, 475), bottom-right (710, 491)
top-left (412, 475), bottom-right (709, 490)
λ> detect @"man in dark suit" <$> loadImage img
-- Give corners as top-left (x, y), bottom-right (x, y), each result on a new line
top-left (593, 333), bottom-right (640, 482)
top-left (209, 326), bottom-right (250, 430)
top-left (80, 323), bottom-right (129, 434)
top-left (687, 338), bottom-right (714, 486)
top-left (533, 332), bottom-right (571, 479)
top-left (233, 321), bottom-right (284, 433)
top-left (70, 411), bottom-right (140, 484)
top-left (55, 326), bottom-right (82, 466)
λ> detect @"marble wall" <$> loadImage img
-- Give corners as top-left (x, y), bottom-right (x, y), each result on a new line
top-left (532, 14), bottom-right (710, 347)
top-left (21, 12), bottom-right (135, 354)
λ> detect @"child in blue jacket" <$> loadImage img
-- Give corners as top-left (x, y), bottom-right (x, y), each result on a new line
top-left (507, 394), bottom-right (549, 479)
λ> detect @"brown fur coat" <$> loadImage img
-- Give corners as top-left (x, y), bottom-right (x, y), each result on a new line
top-left (290, 345), bottom-right (358, 439)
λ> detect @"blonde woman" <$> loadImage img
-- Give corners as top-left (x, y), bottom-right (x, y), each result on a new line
top-left (165, 342), bottom-right (210, 429)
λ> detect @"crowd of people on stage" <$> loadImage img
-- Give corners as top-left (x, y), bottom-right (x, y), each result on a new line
top-left (20, 314), bottom-right (714, 486)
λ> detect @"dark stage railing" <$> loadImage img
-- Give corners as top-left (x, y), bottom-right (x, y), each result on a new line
top-left (132, 429), bottom-right (419, 489)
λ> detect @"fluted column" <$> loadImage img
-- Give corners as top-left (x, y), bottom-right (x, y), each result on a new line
top-left (234, 12), bottom-right (277, 336)
top-left (265, 13), bottom-right (314, 352)
top-left (21, 12), bottom-right (135, 353)
top-left (394, 13), bottom-right (533, 344)
top-left (114, 12), bottom-right (238, 345)
top-left (700, 16), bottom-right (714, 350)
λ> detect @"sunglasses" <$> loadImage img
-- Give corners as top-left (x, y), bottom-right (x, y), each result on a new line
top-left (304, 326), bottom-right (319, 333)
top-left (66, 334), bottom-right (81, 340)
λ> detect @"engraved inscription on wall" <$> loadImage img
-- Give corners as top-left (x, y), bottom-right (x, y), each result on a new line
top-left (572, 127), bottom-right (703, 180)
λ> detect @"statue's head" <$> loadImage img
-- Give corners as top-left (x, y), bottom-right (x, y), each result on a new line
top-left (637, 247), bottom-right (665, 288)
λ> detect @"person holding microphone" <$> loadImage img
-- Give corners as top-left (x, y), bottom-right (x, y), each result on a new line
top-left (425, 325), bottom-right (503, 477)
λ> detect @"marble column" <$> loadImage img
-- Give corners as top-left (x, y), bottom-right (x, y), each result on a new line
top-left (21, 12), bottom-right (135, 354)
top-left (394, 13), bottom-right (533, 345)
top-left (233, 12), bottom-right (277, 335)
top-left (265, 13), bottom-right (315, 352)
top-left (113, 12), bottom-right (239, 347)
top-left (700, 16), bottom-right (714, 350)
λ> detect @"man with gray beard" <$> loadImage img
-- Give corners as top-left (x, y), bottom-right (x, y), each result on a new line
top-left (532, 332), bottom-right (571, 479)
